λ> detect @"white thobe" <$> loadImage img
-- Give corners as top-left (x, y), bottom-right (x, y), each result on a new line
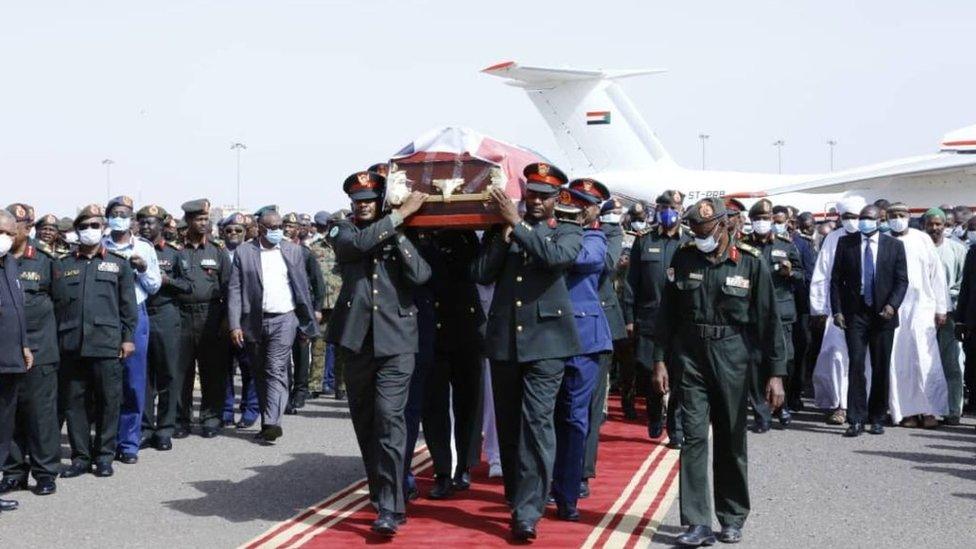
top-left (888, 229), bottom-right (949, 421)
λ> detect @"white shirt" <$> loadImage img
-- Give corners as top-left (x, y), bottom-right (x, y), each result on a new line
top-left (101, 235), bottom-right (161, 305)
top-left (260, 246), bottom-right (294, 314)
top-left (860, 232), bottom-right (879, 297)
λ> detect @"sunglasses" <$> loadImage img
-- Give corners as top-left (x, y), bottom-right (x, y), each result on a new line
top-left (263, 225), bottom-right (283, 231)
top-left (77, 222), bottom-right (104, 230)
top-left (224, 227), bottom-right (245, 234)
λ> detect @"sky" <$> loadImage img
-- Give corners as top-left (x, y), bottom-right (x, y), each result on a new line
top-left (2, 1), bottom-right (974, 217)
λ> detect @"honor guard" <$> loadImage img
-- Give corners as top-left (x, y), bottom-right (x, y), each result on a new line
top-left (325, 171), bottom-right (431, 536)
top-left (136, 205), bottom-right (192, 451)
top-left (57, 204), bottom-right (138, 479)
top-left (742, 199), bottom-right (804, 431)
top-left (472, 162), bottom-right (583, 540)
top-left (1, 204), bottom-right (61, 496)
top-left (652, 198), bottom-right (786, 546)
top-left (175, 199), bottom-right (232, 439)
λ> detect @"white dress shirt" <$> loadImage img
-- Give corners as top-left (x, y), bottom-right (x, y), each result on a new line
top-left (860, 232), bottom-right (879, 297)
top-left (101, 235), bottom-right (161, 305)
top-left (260, 246), bottom-right (294, 314)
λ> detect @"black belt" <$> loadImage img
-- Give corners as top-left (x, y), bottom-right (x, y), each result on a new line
top-left (263, 311), bottom-right (291, 319)
top-left (683, 323), bottom-right (741, 340)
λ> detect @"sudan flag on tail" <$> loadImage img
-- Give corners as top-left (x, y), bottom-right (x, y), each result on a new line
top-left (586, 110), bottom-right (611, 125)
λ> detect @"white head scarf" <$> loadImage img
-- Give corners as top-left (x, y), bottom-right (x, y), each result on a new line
top-left (836, 195), bottom-right (867, 216)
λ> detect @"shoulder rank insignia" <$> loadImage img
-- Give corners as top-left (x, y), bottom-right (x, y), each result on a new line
top-left (776, 233), bottom-right (793, 242)
top-left (736, 242), bottom-right (760, 257)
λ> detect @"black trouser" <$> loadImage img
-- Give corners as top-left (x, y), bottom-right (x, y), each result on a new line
top-left (642, 338), bottom-right (684, 440)
top-left (143, 304), bottom-right (181, 439)
top-left (790, 313), bottom-right (810, 405)
top-left (423, 347), bottom-right (483, 477)
top-left (582, 352), bottom-right (611, 479)
top-left (342, 337), bottom-right (414, 515)
top-left (617, 337), bottom-right (640, 405)
top-left (965, 336), bottom-right (976, 412)
top-left (290, 337), bottom-right (312, 403)
top-left (177, 303), bottom-right (228, 430)
top-left (0, 373), bottom-right (25, 474)
top-left (491, 357), bottom-right (565, 524)
top-left (3, 363), bottom-right (60, 482)
top-left (61, 356), bottom-right (123, 465)
top-left (845, 310), bottom-right (894, 424)
top-left (749, 323), bottom-right (794, 422)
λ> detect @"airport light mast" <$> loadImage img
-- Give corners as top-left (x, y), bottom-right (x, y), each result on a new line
top-left (772, 140), bottom-right (785, 174)
top-left (698, 133), bottom-right (710, 169)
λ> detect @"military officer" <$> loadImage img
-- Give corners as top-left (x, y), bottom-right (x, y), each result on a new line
top-left (309, 210), bottom-right (344, 399)
top-left (57, 204), bottom-right (138, 479)
top-left (472, 162), bottom-right (583, 541)
top-left (652, 197), bottom-right (786, 546)
top-left (743, 199), bottom-right (804, 431)
top-left (243, 214), bottom-right (259, 242)
top-left (325, 171), bottom-right (430, 536)
top-left (219, 213), bottom-right (259, 428)
top-left (162, 215), bottom-right (179, 245)
top-left (176, 199), bottom-right (231, 439)
top-left (34, 214), bottom-right (68, 257)
top-left (283, 211), bottom-right (325, 411)
top-left (1, 204), bottom-right (60, 496)
top-left (137, 205), bottom-right (192, 451)
top-left (624, 190), bottom-right (691, 448)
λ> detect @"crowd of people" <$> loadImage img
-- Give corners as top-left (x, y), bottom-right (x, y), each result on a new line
top-left (0, 162), bottom-right (974, 546)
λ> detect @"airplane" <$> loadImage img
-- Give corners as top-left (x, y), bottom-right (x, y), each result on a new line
top-left (482, 60), bottom-right (976, 217)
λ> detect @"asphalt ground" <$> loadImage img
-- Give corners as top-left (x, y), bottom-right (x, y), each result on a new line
top-left (2, 392), bottom-right (974, 548)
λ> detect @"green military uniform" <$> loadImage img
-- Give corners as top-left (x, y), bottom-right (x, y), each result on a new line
top-left (309, 218), bottom-right (343, 396)
top-left (654, 198), bottom-right (785, 533)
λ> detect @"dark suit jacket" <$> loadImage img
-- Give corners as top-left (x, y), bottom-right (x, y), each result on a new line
top-left (227, 239), bottom-right (318, 343)
top-left (830, 232), bottom-right (908, 329)
top-left (0, 255), bottom-right (29, 373)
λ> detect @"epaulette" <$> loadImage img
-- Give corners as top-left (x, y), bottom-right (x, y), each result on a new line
top-left (165, 239), bottom-right (183, 250)
top-left (736, 241), bottom-right (761, 257)
top-left (106, 249), bottom-right (129, 261)
top-left (210, 238), bottom-right (225, 249)
top-left (681, 240), bottom-right (697, 249)
top-left (776, 233), bottom-right (793, 243)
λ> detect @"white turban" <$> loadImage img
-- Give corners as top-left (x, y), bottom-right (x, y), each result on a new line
top-left (836, 195), bottom-right (867, 215)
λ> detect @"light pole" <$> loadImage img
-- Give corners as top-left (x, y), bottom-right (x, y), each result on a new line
top-left (698, 133), bottom-right (710, 170)
top-left (772, 140), bottom-right (785, 174)
top-left (231, 142), bottom-right (247, 210)
top-left (826, 139), bottom-right (837, 172)
top-left (102, 159), bottom-right (114, 199)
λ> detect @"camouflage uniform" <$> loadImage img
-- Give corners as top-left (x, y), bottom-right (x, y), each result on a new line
top-left (310, 237), bottom-right (343, 393)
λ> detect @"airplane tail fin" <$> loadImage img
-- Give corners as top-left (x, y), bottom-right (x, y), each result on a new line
top-left (482, 61), bottom-right (675, 175)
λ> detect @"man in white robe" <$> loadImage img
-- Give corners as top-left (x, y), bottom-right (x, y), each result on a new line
top-left (886, 203), bottom-right (949, 427)
top-left (810, 196), bottom-right (866, 423)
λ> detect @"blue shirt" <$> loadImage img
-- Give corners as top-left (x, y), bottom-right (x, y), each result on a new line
top-left (102, 235), bottom-right (161, 305)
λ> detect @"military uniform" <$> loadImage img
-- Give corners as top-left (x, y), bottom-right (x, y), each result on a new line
top-left (284, 212), bottom-right (325, 410)
top-left (176, 199), bottom-right (232, 437)
top-left (654, 198), bottom-right (785, 536)
top-left (309, 210), bottom-right (343, 397)
top-left (472, 163), bottom-right (583, 535)
top-left (56, 204), bottom-right (138, 474)
top-left (325, 172), bottom-right (431, 523)
top-left (2, 233), bottom-right (62, 489)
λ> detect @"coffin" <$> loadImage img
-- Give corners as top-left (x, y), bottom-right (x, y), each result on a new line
top-left (386, 127), bottom-right (544, 229)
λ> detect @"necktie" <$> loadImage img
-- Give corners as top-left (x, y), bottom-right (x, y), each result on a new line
top-left (863, 238), bottom-right (875, 308)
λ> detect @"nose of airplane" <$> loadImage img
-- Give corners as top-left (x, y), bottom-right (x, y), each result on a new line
top-left (940, 124), bottom-right (976, 153)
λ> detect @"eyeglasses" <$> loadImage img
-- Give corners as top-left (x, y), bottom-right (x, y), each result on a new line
top-left (76, 222), bottom-right (103, 230)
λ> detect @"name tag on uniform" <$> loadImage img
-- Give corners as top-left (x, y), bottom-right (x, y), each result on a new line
top-left (689, 272), bottom-right (704, 281)
top-left (726, 275), bottom-right (750, 289)
top-left (200, 258), bottom-right (218, 268)
top-left (771, 250), bottom-right (787, 258)
top-left (98, 262), bottom-right (119, 273)
top-left (20, 271), bottom-right (40, 281)
top-left (648, 247), bottom-right (661, 253)
top-left (159, 260), bottom-right (172, 268)
top-left (62, 269), bottom-right (80, 278)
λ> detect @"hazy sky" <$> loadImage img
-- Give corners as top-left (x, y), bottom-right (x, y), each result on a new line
top-left (2, 1), bottom-right (973, 216)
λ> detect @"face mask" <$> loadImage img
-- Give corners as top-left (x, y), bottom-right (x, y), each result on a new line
top-left (0, 234), bottom-right (12, 256)
top-left (859, 219), bottom-right (878, 235)
top-left (878, 221), bottom-right (890, 233)
top-left (888, 217), bottom-right (909, 233)
top-left (656, 208), bottom-right (679, 230)
top-left (953, 225), bottom-right (965, 238)
top-left (78, 228), bottom-right (102, 246)
top-left (630, 220), bottom-right (647, 231)
top-left (600, 213), bottom-right (622, 224)
top-left (64, 232), bottom-right (78, 244)
top-left (108, 216), bottom-right (130, 233)
top-left (752, 219), bottom-right (772, 235)
top-left (264, 229), bottom-right (284, 245)
top-left (841, 219), bottom-right (859, 233)
top-left (694, 224), bottom-right (720, 253)
top-left (772, 222), bottom-right (788, 235)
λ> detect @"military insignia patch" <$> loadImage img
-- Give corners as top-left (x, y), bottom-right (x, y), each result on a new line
top-left (20, 271), bottom-right (41, 281)
top-left (148, 205), bottom-right (159, 216)
top-left (62, 269), bottom-right (80, 278)
top-left (329, 226), bottom-right (339, 238)
top-left (97, 262), bottom-right (119, 273)
top-left (357, 172), bottom-right (370, 185)
top-left (771, 249), bottom-right (787, 258)
top-left (689, 272), bottom-right (704, 281)
top-left (725, 275), bottom-right (750, 289)
top-left (201, 258), bottom-right (218, 268)
top-left (538, 163), bottom-right (550, 176)
top-left (648, 247), bottom-right (661, 253)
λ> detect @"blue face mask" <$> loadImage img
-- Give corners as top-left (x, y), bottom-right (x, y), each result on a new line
top-left (108, 216), bottom-right (130, 233)
top-left (656, 208), bottom-right (679, 229)
top-left (878, 221), bottom-right (891, 233)
top-left (264, 229), bottom-right (284, 245)
top-left (859, 219), bottom-right (878, 235)
top-left (772, 222), bottom-right (788, 235)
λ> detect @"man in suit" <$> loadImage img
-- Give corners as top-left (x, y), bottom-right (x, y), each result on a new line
top-left (227, 209), bottom-right (318, 444)
top-left (0, 208), bottom-right (34, 513)
top-left (830, 204), bottom-right (909, 437)
top-left (325, 171), bottom-right (430, 536)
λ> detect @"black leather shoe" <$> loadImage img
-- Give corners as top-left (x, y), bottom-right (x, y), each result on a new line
top-left (868, 423), bottom-right (885, 435)
top-left (393, 512), bottom-right (407, 525)
top-left (172, 426), bottom-right (190, 439)
top-left (93, 462), bottom-right (114, 478)
top-left (648, 419), bottom-right (665, 439)
top-left (0, 477), bottom-right (28, 494)
top-left (556, 504), bottom-right (580, 521)
top-left (335, 389), bottom-right (347, 400)
top-left (60, 461), bottom-right (91, 479)
top-left (843, 423), bottom-right (865, 437)
top-left (155, 437), bottom-right (173, 451)
top-left (34, 478), bottom-right (57, 496)
top-left (428, 476), bottom-right (454, 500)
top-left (284, 404), bottom-right (298, 415)
top-left (139, 436), bottom-right (154, 450)
top-left (117, 453), bottom-right (138, 465)
top-left (666, 438), bottom-right (684, 450)
top-left (201, 426), bottom-right (220, 439)
top-left (752, 418), bottom-right (771, 434)
top-left (371, 510), bottom-right (398, 536)
top-left (257, 425), bottom-right (283, 444)
top-left (0, 498), bottom-right (19, 511)
top-left (578, 479), bottom-right (590, 499)
top-left (452, 470), bottom-right (471, 491)
top-left (512, 520), bottom-right (537, 540)
top-left (778, 408), bottom-right (793, 426)
top-left (236, 418), bottom-right (257, 429)
top-left (545, 493), bottom-right (556, 505)
top-left (292, 394), bottom-right (307, 409)
top-left (675, 525), bottom-right (716, 546)
top-left (717, 525), bottom-right (742, 543)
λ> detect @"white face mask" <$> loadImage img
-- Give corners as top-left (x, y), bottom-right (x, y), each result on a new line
top-left (64, 232), bottom-right (78, 244)
top-left (694, 234), bottom-right (719, 253)
top-left (78, 228), bottom-right (102, 246)
top-left (772, 222), bottom-right (788, 235)
top-left (0, 234), bottom-right (12, 256)
top-left (600, 213), bottom-right (622, 224)
top-left (751, 219), bottom-right (772, 235)
top-left (630, 220), bottom-right (647, 231)
top-left (841, 219), bottom-right (859, 233)
top-left (888, 217), bottom-right (910, 233)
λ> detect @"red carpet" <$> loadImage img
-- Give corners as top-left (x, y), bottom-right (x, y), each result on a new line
top-left (244, 397), bottom-right (679, 548)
